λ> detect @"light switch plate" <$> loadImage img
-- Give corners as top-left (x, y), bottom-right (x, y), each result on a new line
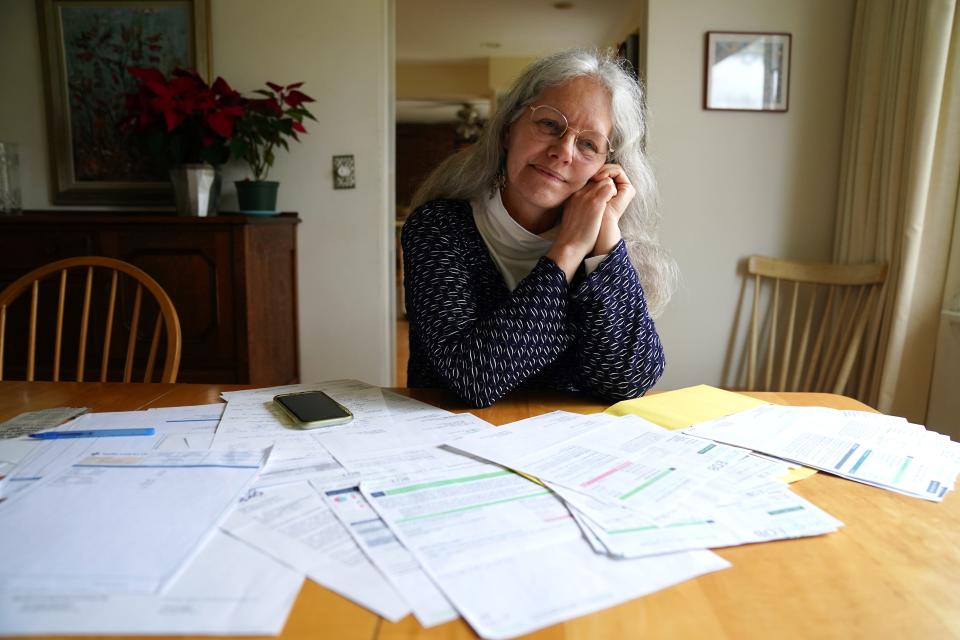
top-left (333, 155), bottom-right (355, 189)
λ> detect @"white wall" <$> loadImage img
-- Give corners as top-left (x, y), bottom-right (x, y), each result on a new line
top-left (646, 0), bottom-right (855, 389)
top-left (0, 1), bottom-right (51, 209)
top-left (0, 0), bottom-right (396, 387)
top-left (211, 0), bottom-right (394, 386)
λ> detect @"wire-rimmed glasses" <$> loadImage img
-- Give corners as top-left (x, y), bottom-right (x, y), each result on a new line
top-left (527, 105), bottom-right (614, 162)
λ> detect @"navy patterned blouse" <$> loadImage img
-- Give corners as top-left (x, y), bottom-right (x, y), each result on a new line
top-left (401, 199), bottom-right (665, 408)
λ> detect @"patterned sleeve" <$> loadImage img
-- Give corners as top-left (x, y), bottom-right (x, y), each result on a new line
top-left (568, 239), bottom-right (665, 400)
top-left (402, 203), bottom-right (575, 408)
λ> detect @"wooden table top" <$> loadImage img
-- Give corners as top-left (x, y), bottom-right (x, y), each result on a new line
top-left (2, 381), bottom-right (958, 640)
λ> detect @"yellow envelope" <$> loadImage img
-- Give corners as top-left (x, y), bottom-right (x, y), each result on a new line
top-left (605, 385), bottom-right (816, 483)
top-left (605, 384), bottom-right (768, 430)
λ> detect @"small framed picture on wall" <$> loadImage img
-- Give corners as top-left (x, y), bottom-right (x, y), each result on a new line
top-left (704, 31), bottom-right (791, 112)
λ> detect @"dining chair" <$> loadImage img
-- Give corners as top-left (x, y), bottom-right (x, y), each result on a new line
top-left (0, 256), bottom-right (181, 383)
top-left (736, 255), bottom-right (887, 394)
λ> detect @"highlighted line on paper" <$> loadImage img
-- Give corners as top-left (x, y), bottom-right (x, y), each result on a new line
top-left (379, 470), bottom-right (512, 496)
top-left (850, 450), bottom-right (872, 474)
top-left (609, 520), bottom-right (710, 535)
top-left (580, 461), bottom-right (631, 488)
top-left (894, 457), bottom-right (913, 484)
top-left (395, 490), bottom-right (551, 523)
top-left (835, 444), bottom-right (860, 470)
top-left (768, 506), bottom-right (804, 516)
top-left (619, 467), bottom-right (675, 500)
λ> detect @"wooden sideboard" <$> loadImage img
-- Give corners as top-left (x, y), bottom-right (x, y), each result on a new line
top-left (0, 211), bottom-right (300, 385)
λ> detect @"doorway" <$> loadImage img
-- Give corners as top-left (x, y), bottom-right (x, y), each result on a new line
top-left (393, 0), bottom-right (646, 385)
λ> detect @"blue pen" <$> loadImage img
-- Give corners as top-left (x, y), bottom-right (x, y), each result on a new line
top-left (29, 428), bottom-right (156, 440)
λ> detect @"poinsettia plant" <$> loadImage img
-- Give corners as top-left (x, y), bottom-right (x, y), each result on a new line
top-left (121, 67), bottom-right (245, 168)
top-left (230, 81), bottom-right (316, 181)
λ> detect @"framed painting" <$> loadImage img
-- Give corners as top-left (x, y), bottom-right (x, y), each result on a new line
top-left (704, 31), bottom-right (791, 112)
top-left (37, 0), bottom-right (211, 205)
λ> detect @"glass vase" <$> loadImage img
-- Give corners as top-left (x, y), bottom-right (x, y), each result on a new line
top-left (170, 164), bottom-right (221, 216)
top-left (0, 142), bottom-right (22, 215)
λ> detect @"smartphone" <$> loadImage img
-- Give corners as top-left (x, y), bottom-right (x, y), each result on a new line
top-left (273, 390), bottom-right (353, 429)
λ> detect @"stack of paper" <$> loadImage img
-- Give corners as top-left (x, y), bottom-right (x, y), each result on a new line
top-left (447, 411), bottom-right (842, 561)
top-left (0, 401), bottom-right (305, 636)
top-left (329, 425), bottom-right (729, 640)
top-left (685, 405), bottom-right (960, 500)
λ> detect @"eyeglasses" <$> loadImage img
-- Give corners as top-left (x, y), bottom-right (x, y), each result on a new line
top-left (527, 105), bottom-right (614, 162)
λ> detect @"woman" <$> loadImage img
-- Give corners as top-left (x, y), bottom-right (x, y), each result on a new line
top-left (402, 48), bottom-right (676, 408)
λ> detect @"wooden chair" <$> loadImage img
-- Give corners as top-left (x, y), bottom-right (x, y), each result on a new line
top-left (737, 255), bottom-right (887, 394)
top-left (0, 256), bottom-right (181, 383)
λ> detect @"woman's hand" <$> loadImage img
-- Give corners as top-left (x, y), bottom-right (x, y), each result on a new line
top-left (546, 164), bottom-right (634, 281)
top-left (590, 164), bottom-right (635, 257)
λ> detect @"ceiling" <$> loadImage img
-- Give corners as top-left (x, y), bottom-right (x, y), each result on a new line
top-left (396, 0), bottom-right (640, 122)
top-left (396, 99), bottom-right (491, 124)
top-left (396, 0), bottom-right (640, 62)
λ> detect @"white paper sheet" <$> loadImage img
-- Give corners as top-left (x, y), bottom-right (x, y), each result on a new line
top-left (449, 413), bottom-right (760, 517)
top-left (0, 530), bottom-right (303, 636)
top-left (0, 407), bottom-right (87, 439)
top-left (431, 540), bottom-right (728, 640)
top-left (222, 480), bottom-right (410, 622)
top-left (254, 444), bottom-right (360, 490)
top-left (146, 403), bottom-right (224, 451)
top-left (319, 412), bottom-right (491, 460)
top-left (0, 449), bottom-right (269, 595)
top-left (553, 480), bottom-right (841, 558)
top-left (359, 445), bottom-right (730, 639)
top-left (322, 484), bottom-right (458, 628)
top-left (685, 405), bottom-right (958, 500)
top-left (211, 381), bottom-right (392, 451)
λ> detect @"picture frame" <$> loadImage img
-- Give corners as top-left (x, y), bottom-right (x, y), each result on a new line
top-left (704, 31), bottom-right (791, 112)
top-left (37, 0), bottom-right (211, 205)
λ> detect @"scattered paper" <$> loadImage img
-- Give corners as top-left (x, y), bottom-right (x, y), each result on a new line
top-left (0, 407), bottom-right (87, 439)
top-left (0, 530), bottom-right (303, 636)
top-left (222, 480), bottom-right (410, 622)
top-left (685, 405), bottom-right (959, 501)
top-left (0, 449), bottom-right (269, 595)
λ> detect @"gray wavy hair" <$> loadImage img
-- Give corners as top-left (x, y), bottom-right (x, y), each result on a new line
top-left (411, 48), bottom-right (677, 316)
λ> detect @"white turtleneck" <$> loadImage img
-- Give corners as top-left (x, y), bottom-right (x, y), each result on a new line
top-left (471, 190), bottom-right (606, 291)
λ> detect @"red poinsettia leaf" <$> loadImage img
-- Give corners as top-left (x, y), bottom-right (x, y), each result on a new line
top-left (292, 121), bottom-right (306, 133)
top-left (211, 76), bottom-right (236, 96)
top-left (285, 81), bottom-right (304, 90)
top-left (221, 105), bottom-right (245, 117)
top-left (266, 98), bottom-right (283, 115)
top-left (163, 109), bottom-right (185, 132)
top-left (128, 66), bottom-right (165, 85)
top-left (284, 89), bottom-right (315, 107)
top-left (266, 82), bottom-right (283, 92)
top-left (172, 67), bottom-right (202, 81)
top-left (170, 75), bottom-right (198, 96)
top-left (206, 110), bottom-right (234, 138)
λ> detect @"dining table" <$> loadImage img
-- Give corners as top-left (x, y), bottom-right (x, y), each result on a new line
top-left (1, 381), bottom-right (957, 639)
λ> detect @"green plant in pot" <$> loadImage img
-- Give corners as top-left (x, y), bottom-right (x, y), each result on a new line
top-left (231, 82), bottom-right (316, 215)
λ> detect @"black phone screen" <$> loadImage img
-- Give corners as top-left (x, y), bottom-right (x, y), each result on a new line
top-left (276, 391), bottom-right (351, 423)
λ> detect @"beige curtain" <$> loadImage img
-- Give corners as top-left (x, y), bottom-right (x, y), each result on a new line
top-left (834, 0), bottom-right (960, 421)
